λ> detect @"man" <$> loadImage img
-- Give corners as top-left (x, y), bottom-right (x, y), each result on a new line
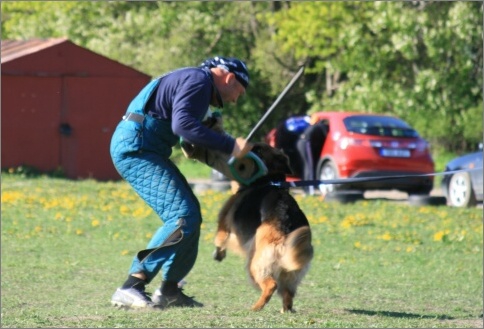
top-left (296, 120), bottom-right (328, 195)
top-left (110, 57), bottom-right (252, 309)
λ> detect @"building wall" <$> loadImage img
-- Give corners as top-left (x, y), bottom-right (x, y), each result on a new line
top-left (1, 75), bottom-right (62, 172)
top-left (1, 39), bottom-right (151, 180)
top-left (60, 76), bottom-right (149, 180)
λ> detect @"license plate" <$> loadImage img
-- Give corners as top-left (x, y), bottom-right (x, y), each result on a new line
top-left (380, 148), bottom-right (411, 157)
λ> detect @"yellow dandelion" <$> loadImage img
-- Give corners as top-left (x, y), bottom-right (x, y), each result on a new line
top-left (120, 205), bottom-right (130, 215)
top-left (418, 207), bottom-right (431, 214)
top-left (133, 207), bottom-right (149, 219)
top-left (406, 246), bottom-right (415, 253)
top-left (43, 199), bottom-right (59, 209)
top-left (341, 218), bottom-right (353, 229)
top-left (1, 191), bottom-right (23, 203)
top-left (121, 250), bottom-right (130, 256)
top-left (146, 232), bottom-right (153, 239)
top-left (62, 197), bottom-right (75, 210)
top-left (34, 226), bottom-right (42, 233)
top-left (433, 229), bottom-right (450, 241)
top-left (341, 214), bottom-right (370, 228)
top-left (311, 215), bottom-right (328, 224)
top-left (76, 229), bottom-right (84, 235)
top-left (91, 219), bottom-right (100, 227)
top-left (354, 241), bottom-right (361, 248)
top-left (379, 232), bottom-right (392, 241)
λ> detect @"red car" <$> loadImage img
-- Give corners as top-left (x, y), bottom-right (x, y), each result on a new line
top-left (266, 111), bottom-right (435, 196)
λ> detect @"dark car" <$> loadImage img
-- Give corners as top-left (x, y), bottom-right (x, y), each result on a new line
top-left (441, 145), bottom-right (483, 207)
top-left (266, 111), bottom-right (435, 196)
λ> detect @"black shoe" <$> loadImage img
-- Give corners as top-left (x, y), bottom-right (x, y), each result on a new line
top-left (152, 288), bottom-right (203, 308)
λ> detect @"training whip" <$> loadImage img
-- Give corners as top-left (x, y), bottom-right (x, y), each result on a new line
top-left (227, 65), bottom-right (305, 173)
top-left (246, 65), bottom-right (305, 142)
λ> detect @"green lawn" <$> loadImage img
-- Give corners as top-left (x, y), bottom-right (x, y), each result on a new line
top-left (1, 174), bottom-right (482, 328)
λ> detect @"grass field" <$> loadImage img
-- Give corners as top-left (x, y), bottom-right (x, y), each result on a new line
top-left (1, 173), bottom-right (482, 328)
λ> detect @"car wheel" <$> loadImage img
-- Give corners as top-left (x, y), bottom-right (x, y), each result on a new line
top-left (408, 195), bottom-right (447, 207)
top-left (406, 183), bottom-right (433, 195)
top-left (318, 161), bottom-right (339, 197)
top-left (447, 172), bottom-right (477, 207)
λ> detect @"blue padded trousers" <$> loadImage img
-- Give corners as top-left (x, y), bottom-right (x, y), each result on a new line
top-left (111, 150), bottom-right (202, 284)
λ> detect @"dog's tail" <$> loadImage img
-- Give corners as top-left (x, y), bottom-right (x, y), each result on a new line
top-left (280, 226), bottom-right (313, 272)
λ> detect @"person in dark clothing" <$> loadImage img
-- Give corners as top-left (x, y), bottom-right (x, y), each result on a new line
top-left (109, 57), bottom-right (252, 309)
top-left (274, 116), bottom-right (310, 177)
top-left (296, 121), bottom-right (328, 195)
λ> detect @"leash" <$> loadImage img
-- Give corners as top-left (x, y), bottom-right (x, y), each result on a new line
top-left (269, 167), bottom-right (483, 188)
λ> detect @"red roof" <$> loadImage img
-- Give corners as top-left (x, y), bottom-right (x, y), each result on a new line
top-left (1, 38), bottom-right (69, 63)
top-left (1, 37), bottom-right (150, 78)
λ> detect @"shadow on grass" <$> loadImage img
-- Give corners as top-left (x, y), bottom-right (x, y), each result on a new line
top-left (346, 309), bottom-right (455, 320)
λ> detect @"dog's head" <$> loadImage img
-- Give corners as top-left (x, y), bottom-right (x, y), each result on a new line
top-left (250, 142), bottom-right (293, 176)
top-left (229, 143), bottom-right (293, 186)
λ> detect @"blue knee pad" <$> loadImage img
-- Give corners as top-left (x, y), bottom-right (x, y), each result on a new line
top-left (129, 219), bottom-right (201, 283)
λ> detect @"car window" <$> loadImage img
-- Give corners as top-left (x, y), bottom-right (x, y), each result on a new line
top-left (343, 115), bottom-right (419, 138)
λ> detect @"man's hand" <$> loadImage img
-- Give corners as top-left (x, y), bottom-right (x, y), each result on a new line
top-left (231, 137), bottom-right (253, 159)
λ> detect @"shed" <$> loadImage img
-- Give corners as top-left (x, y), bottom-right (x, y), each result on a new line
top-left (1, 38), bottom-right (151, 180)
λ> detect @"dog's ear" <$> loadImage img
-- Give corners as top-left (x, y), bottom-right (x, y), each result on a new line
top-left (272, 149), bottom-right (293, 175)
top-left (276, 149), bottom-right (293, 175)
top-left (252, 143), bottom-right (293, 175)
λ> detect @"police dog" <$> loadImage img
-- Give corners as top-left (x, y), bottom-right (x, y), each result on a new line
top-left (213, 143), bottom-right (313, 313)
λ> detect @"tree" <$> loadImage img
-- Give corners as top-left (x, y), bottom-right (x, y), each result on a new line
top-left (2, 1), bottom-right (481, 150)
top-left (263, 1), bottom-right (483, 152)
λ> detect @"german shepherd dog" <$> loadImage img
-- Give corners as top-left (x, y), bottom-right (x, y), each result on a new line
top-left (213, 143), bottom-right (313, 313)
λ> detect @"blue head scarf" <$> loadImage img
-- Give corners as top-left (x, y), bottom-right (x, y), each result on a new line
top-left (200, 56), bottom-right (249, 88)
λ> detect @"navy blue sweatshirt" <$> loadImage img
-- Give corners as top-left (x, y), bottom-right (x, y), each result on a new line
top-left (145, 67), bottom-right (235, 154)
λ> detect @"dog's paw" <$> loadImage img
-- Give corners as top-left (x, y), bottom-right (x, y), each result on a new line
top-left (213, 247), bottom-right (226, 261)
top-left (250, 303), bottom-right (264, 311)
top-left (280, 307), bottom-right (296, 314)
